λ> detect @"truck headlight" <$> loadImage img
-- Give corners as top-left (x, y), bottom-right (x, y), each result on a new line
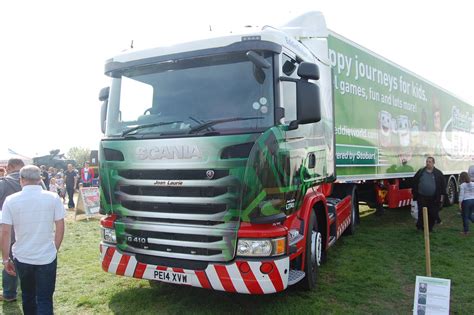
top-left (236, 237), bottom-right (286, 257)
top-left (102, 227), bottom-right (116, 244)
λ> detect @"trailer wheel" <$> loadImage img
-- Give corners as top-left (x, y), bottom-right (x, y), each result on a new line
top-left (301, 211), bottom-right (322, 290)
top-left (445, 176), bottom-right (457, 206)
top-left (344, 186), bottom-right (359, 235)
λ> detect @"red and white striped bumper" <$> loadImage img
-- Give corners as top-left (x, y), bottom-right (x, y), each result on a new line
top-left (100, 244), bottom-right (289, 294)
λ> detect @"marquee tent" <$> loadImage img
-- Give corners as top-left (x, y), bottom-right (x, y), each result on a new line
top-left (0, 148), bottom-right (33, 167)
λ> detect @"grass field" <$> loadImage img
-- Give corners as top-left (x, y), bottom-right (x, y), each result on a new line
top-left (1, 204), bottom-right (473, 315)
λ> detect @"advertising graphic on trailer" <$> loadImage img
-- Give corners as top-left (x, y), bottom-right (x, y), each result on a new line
top-left (328, 34), bottom-right (474, 179)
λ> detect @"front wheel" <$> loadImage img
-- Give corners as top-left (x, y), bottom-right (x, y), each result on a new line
top-left (300, 211), bottom-right (322, 290)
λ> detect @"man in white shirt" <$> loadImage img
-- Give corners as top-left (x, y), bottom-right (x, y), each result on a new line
top-left (1, 165), bottom-right (65, 315)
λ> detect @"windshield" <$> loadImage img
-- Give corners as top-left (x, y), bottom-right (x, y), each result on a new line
top-left (105, 51), bottom-right (275, 137)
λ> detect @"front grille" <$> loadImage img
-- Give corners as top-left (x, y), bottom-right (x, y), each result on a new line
top-left (119, 169), bottom-right (229, 180)
top-left (127, 229), bottom-right (221, 242)
top-left (121, 201), bottom-right (226, 215)
top-left (127, 216), bottom-right (234, 226)
top-left (135, 243), bottom-right (221, 256)
top-left (119, 185), bottom-right (228, 198)
top-left (114, 168), bottom-right (240, 262)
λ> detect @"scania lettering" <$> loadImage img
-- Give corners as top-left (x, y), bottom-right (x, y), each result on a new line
top-left (99, 12), bottom-right (474, 294)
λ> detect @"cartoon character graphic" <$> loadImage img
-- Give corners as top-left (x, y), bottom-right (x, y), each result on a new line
top-left (420, 108), bottom-right (429, 147)
top-left (378, 110), bottom-right (392, 147)
top-left (397, 115), bottom-right (412, 163)
top-left (397, 115), bottom-right (411, 147)
top-left (411, 120), bottom-right (420, 147)
top-left (432, 101), bottom-right (446, 165)
top-left (471, 113), bottom-right (474, 134)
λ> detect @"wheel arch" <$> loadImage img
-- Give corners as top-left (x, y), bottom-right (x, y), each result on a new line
top-left (313, 201), bottom-right (328, 251)
top-left (299, 192), bottom-right (329, 249)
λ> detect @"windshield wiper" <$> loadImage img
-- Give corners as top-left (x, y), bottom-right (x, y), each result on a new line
top-left (122, 121), bottom-right (183, 136)
top-left (188, 116), bottom-right (263, 134)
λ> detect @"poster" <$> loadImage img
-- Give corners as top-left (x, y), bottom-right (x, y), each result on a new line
top-left (413, 276), bottom-right (451, 315)
top-left (76, 187), bottom-right (100, 217)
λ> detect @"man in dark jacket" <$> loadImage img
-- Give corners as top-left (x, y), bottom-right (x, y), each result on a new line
top-left (64, 164), bottom-right (78, 209)
top-left (0, 158), bottom-right (24, 302)
top-left (412, 156), bottom-right (446, 232)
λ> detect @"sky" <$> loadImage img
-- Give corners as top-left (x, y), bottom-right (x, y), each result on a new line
top-left (1, 0), bottom-right (473, 158)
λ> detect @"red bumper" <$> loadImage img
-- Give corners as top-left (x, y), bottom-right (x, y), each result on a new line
top-left (100, 244), bottom-right (289, 294)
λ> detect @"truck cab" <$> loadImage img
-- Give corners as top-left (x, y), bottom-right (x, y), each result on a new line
top-left (99, 12), bottom-right (354, 294)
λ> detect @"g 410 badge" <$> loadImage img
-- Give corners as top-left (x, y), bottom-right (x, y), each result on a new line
top-left (126, 236), bottom-right (148, 248)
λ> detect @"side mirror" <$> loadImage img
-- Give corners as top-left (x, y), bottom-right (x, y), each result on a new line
top-left (101, 102), bottom-right (108, 134)
top-left (296, 80), bottom-right (321, 124)
top-left (99, 87), bottom-right (109, 134)
top-left (297, 62), bottom-right (320, 80)
top-left (281, 62), bottom-right (321, 129)
top-left (99, 87), bottom-right (110, 102)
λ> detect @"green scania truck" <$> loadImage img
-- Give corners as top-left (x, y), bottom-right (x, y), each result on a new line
top-left (98, 11), bottom-right (474, 294)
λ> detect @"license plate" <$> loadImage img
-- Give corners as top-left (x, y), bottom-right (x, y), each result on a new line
top-left (154, 270), bottom-right (188, 284)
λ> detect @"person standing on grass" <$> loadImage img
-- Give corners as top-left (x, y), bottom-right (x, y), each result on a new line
top-left (64, 163), bottom-right (78, 209)
top-left (40, 165), bottom-right (50, 191)
top-left (55, 173), bottom-right (66, 204)
top-left (1, 165), bottom-right (65, 315)
top-left (459, 171), bottom-right (474, 235)
top-left (80, 161), bottom-right (94, 187)
top-left (412, 156), bottom-right (446, 232)
top-left (0, 158), bottom-right (24, 303)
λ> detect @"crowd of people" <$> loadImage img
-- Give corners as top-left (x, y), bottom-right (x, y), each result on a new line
top-left (38, 162), bottom-right (95, 209)
top-left (0, 159), bottom-right (95, 314)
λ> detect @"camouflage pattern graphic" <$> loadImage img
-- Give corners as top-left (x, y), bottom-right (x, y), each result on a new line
top-left (241, 126), bottom-right (328, 222)
top-left (99, 126), bottom-right (328, 261)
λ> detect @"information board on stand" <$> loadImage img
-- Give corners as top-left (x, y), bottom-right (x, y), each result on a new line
top-left (413, 276), bottom-right (451, 315)
top-left (75, 187), bottom-right (100, 220)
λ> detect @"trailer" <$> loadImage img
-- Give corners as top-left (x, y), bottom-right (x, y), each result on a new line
top-left (328, 31), bottom-right (474, 209)
top-left (98, 11), bottom-right (474, 294)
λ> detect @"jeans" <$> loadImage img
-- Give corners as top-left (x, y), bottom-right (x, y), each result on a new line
top-left (2, 269), bottom-right (18, 299)
top-left (461, 199), bottom-right (474, 232)
top-left (66, 186), bottom-right (75, 208)
top-left (14, 258), bottom-right (57, 315)
top-left (2, 228), bottom-right (18, 299)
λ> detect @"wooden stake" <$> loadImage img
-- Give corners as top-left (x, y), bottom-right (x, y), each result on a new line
top-left (423, 206), bottom-right (431, 277)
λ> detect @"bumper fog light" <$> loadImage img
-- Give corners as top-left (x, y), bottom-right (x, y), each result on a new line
top-left (260, 262), bottom-right (273, 274)
top-left (238, 262), bottom-right (251, 273)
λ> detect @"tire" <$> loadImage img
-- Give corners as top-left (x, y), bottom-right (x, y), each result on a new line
top-left (344, 186), bottom-right (359, 235)
top-left (445, 176), bottom-right (457, 206)
top-left (300, 211), bottom-right (322, 291)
